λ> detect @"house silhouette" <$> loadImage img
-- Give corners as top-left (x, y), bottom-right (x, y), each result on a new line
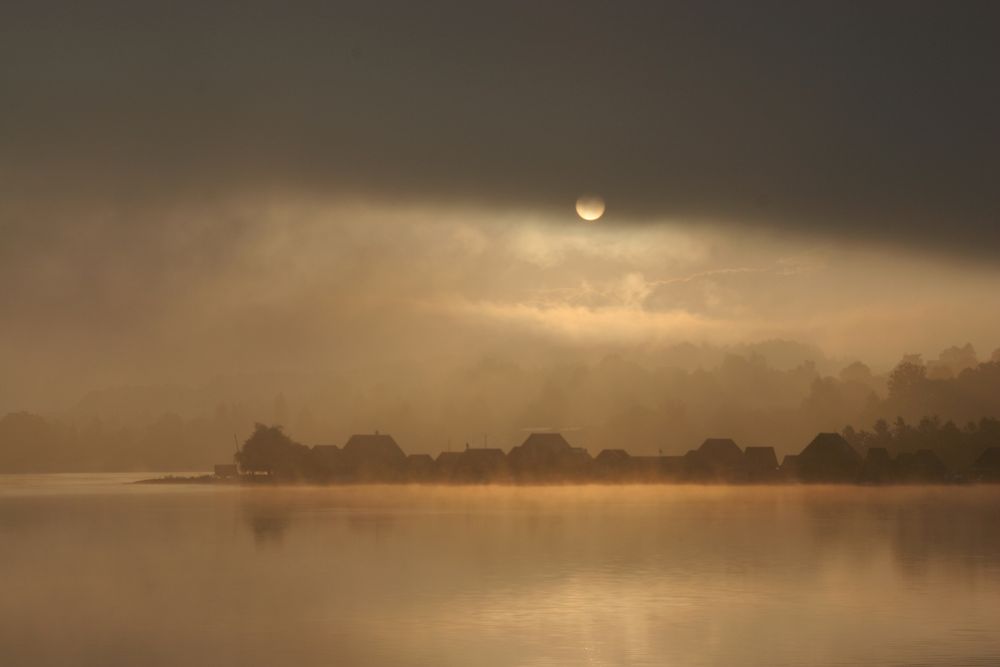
top-left (507, 432), bottom-right (591, 482)
top-left (594, 449), bottom-right (631, 480)
top-left (340, 433), bottom-right (407, 481)
top-left (795, 433), bottom-right (862, 482)
top-left (685, 438), bottom-right (745, 481)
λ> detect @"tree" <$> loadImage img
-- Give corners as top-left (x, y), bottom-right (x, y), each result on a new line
top-left (937, 343), bottom-right (978, 375)
top-left (887, 360), bottom-right (927, 399)
top-left (872, 418), bottom-right (891, 446)
top-left (236, 423), bottom-right (310, 478)
top-left (839, 361), bottom-right (873, 385)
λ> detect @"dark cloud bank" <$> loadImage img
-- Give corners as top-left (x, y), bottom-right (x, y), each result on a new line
top-left (2, 1), bottom-right (999, 256)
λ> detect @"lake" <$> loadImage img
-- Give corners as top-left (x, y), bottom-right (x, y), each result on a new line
top-left (1, 475), bottom-right (999, 666)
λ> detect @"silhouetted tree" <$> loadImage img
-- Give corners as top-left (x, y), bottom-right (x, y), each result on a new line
top-left (937, 343), bottom-right (978, 375)
top-left (236, 423), bottom-right (311, 479)
top-left (888, 360), bottom-right (927, 399)
top-left (839, 361), bottom-right (873, 385)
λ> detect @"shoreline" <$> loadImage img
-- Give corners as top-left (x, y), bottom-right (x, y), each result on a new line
top-left (133, 474), bottom-right (979, 487)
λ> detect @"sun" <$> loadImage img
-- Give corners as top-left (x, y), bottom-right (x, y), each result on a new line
top-left (575, 195), bottom-right (605, 221)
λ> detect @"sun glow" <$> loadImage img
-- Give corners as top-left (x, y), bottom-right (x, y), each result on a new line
top-left (575, 196), bottom-right (605, 221)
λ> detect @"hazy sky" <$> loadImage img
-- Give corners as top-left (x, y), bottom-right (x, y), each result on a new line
top-left (3, 2), bottom-right (1000, 413)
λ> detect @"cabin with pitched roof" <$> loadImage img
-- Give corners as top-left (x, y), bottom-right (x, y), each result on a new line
top-left (453, 447), bottom-right (510, 483)
top-left (795, 433), bottom-right (862, 482)
top-left (340, 433), bottom-right (408, 482)
top-left (684, 438), bottom-right (745, 481)
top-left (594, 449), bottom-right (631, 481)
top-left (507, 432), bottom-right (591, 482)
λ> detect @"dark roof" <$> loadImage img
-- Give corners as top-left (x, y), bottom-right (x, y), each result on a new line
top-left (342, 434), bottom-right (406, 461)
top-left (462, 448), bottom-right (507, 462)
top-left (780, 454), bottom-right (799, 468)
top-left (595, 449), bottom-right (631, 464)
top-left (506, 432), bottom-right (590, 479)
top-left (407, 454), bottom-right (433, 463)
top-left (516, 432), bottom-right (573, 452)
top-left (698, 438), bottom-right (744, 463)
top-left (795, 433), bottom-right (862, 481)
top-left (799, 433), bottom-right (862, 464)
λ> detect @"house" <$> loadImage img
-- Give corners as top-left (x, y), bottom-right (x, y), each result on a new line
top-left (449, 447), bottom-right (509, 483)
top-left (795, 433), bottom-right (862, 482)
top-left (507, 432), bottom-right (591, 482)
top-left (340, 433), bottom-right (408, 482)
top-left (593, 449), bottom-right (631, 481)
top-left (744, 446), bottom-right (779, 482)
top-left (684, 438), bottom-right (745, 481)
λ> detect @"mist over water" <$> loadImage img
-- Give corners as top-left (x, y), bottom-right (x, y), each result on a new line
top-left (3, 477), bottom-right (999, 666)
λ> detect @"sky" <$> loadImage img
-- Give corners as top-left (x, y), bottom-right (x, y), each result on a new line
top-left (2, 1), bottom-right (1000, 420)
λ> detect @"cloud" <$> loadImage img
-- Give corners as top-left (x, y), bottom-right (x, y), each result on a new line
top-left (2, 190), bottom-right (1000, 420)
top-left (2, 2), bottom-right (999, 259)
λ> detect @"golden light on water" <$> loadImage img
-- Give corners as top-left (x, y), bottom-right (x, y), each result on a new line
top-left (575, 195), bottom-right (605, 221)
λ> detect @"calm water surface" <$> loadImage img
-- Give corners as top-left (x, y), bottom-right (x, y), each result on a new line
top-left (1, 475), bottom-right (999, 666)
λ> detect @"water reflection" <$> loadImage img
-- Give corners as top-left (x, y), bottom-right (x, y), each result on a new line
top-left (1, 481), bottom-right (999, 666)
top-left (244, 505), bottom-right (291, 546)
